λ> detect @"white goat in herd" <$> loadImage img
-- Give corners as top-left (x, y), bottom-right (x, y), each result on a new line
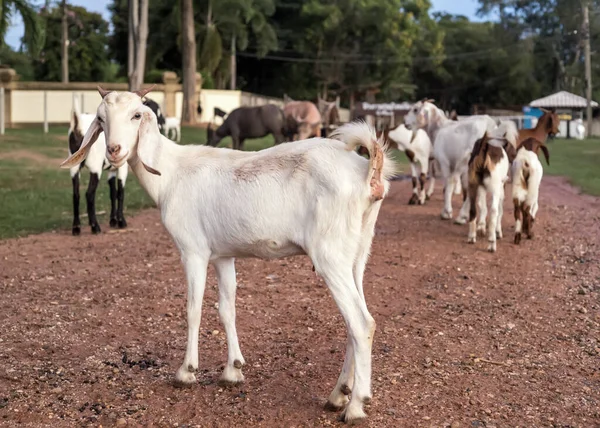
top-left (61, 87), bottom-right (396, 424)
top-left (404, 100), bottom-right (502, 222)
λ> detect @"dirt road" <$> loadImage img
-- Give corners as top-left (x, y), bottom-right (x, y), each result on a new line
top-left (1, 177), bottom-right (599, 427)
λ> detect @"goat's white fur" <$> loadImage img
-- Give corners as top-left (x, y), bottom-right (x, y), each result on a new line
top-left (388, 125), bottom-right (433, 204)
top-left (61, 91), bottom-right (396, 424)
top-left (512, 147), bottom-right (543, 242)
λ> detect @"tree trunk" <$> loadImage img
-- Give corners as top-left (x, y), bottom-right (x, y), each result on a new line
top-left (127, 0), bottom-right (136, 87)
top-left (134, 0), bottom-right (148, 90)
top-left (181, 0), bottom-right (197, 124)
top-left (61, 0), bottom-right (69, 83)
top-left (230, 35), bottom-right (236, 90)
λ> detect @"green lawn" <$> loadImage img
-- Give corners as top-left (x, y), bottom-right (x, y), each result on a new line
top-left (543, 138), bottom-right (600, 196)
top-left (0, 126), bottom-right (276, 239)
top-left (10, 127), bottom-right (596, 240)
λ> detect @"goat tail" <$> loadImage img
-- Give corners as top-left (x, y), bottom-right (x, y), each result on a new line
top-left (331, 121), bottom-right (397, 201)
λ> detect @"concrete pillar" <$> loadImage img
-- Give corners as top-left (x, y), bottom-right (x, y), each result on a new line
top-left (0, 68), bottom-right (17, 128)
top-left (162, 71), bottom-right (179, 118)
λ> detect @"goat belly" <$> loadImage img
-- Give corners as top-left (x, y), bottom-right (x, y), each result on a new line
top-left (216, 240), bottom-right (305, 259)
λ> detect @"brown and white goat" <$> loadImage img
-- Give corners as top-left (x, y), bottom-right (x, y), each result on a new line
top-left (512, 138), bottom-right (549, 244)
top-left (466, 133), bottom-right (516, 252)
top-left (518, 108), bottom-right (560, 146)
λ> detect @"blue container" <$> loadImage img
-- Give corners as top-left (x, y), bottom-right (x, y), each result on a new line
top-left (522, 106), bottom-right (543, 129)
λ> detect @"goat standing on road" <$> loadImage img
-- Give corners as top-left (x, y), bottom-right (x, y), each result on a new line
top-left (61, 87), bottom-right (396, 424)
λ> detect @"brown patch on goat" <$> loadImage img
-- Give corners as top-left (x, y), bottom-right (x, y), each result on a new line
top-left (233, 153), bottom-right (308, 181)
top-left (341, 384), bottom-right (352, 395)
top-left (409, 176), bottom-right (419, 205)
top-left (419, 173), bottom-right (426, 190)
top-left (468, 133), bottom-right (505, 186)
top-left (519, 137), bottom-right (550, 166)
top-left (405, 149), bottom-right (415, 162)
top-left (513, 198), bottom-right (522, 245)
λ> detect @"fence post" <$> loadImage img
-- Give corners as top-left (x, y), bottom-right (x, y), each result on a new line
top-left (43, 91), bottom-right (48, 134)
top-left (81, 92), bottom-right (84, 113)
top-left (0, 87), bottom-right (5, 135)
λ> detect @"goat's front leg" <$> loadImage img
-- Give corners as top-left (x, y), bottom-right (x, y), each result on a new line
top-left (175, 254), bottom-right (209, 386)
top-left (214, 257), bottom-right (245, 385)
top-left (108, 173), bottom-right (118, 228)
top-left (116, 166), bottom-right (128, 228)
top-left (426, 159), bottom-right (436, 200)
top-left (455, 173), bottom-right (470, 224)
top-left (86, 172), bottom-right (101, 234)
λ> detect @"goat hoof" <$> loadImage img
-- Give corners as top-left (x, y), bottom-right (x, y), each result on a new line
top-left (467, 237), bottom-right (476, 244)
top-left (217, 378), bottom-right (244, 388)
top-left (454, 217), bottom-right (467, 225)
top-left (514, 233), bottom-right (521, 245)
top-left (175, 367), bottom-right (197, 386)
top-left (340, 405), bottom-right (367, 425)
top-left (324, 400), bottom-right (346, 412)
top-left (527, 232), bottom-right (534, 240)
top-left (118, 219), bottom-right (128, 229)
top-left (441, 212), bottom-right (452, 220)
top-left (110, 218), bottom-right (118, 228)
top-left (91, 224), bottom-right (101, 234)
top-left (72, 226), bottom-right (81, 236)
top-left (425, 194), bottom-right (431, 201)
top-left (408, 195), bottom-right (418, 205)
top-left (340, 384), bottom-right (352, 395)
top-left (487, 243), bottom-right (497, 253)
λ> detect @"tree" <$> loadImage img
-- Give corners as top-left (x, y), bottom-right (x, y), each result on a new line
top-left (61, 0), bottom-right (68, 82)
top-left (34, 5), bottom-right (113, 82)
top-left (0, 0), bottom-right (45, 56)
top-left (128, 0), bottom-right (149, 90)
top-left (181, 0), bottom-right (197, 124)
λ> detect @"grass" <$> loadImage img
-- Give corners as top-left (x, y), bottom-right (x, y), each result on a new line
top-left (0, 126), bottom-right (276, 239)
top-left (543, 137), bottom-right (600, 196)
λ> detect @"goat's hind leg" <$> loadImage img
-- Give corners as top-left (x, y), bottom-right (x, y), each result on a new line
top-left (71, 166), bottom-right (81, 235)
top-left (325, 204), bottom-right (379, 412)
top-left (315, 243), bottom-right (376, 423)
top-left (214, 257), bottom-right (246, 386)
top-left (467, 183), bottom-right (479, 244)
top-left (175, 253), bottom-right (209, 386)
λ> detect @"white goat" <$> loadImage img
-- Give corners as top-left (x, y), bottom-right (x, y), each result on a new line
top-left (512, 138), bottom-right (549, 244)
top-left (68, 101), bottom-right (128, 235)
top-left (387, 125), bottom-right (433, 205)
top-left (164, 116), bottom-right (181, 142)
top-left (61, 88), bottom-right (396, 424)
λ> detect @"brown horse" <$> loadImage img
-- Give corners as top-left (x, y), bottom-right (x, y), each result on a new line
top-left (518, 108), bottom-right (560, 146)
top-left (283, 100), bottom-right (322, 141)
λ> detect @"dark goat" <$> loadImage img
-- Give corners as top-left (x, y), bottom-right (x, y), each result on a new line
top-left (207, 104), bottom-right (286, 150)
top-left (142, 98), bottom-right (166, 134)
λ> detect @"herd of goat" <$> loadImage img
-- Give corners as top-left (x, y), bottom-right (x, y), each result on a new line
top-left (62, 88), bottom-right (557, 424)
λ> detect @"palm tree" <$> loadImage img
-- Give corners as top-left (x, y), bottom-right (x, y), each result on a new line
top-left (0, 0), bottom-right (45, 56)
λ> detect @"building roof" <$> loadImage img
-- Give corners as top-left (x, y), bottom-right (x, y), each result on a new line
top-left (529, 91), bottom-right (598, 108)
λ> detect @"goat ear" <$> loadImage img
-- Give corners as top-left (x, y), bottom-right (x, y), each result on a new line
top-left (540, 144), bottom-right (550, 166)
top-left (61, 117), bottom-right (103, 168)
top-left (137, 110), bottom-right (162, 176)
top-left (425, 98), bottom-right (435, 104)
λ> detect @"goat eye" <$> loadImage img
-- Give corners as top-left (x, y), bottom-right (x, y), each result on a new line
top-left (97, 117), bottom-right (103, 123)
top-left (133, 113), bottom-right (142, 120)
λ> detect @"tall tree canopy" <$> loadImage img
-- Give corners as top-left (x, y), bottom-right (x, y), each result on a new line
top-left (0, 0), bottom-right (45, 56)
top-left (34, 5), bottom-right (113, 82)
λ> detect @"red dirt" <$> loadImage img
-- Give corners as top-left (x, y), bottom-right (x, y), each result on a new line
top-left (0, 177), bottom-right (599, 427)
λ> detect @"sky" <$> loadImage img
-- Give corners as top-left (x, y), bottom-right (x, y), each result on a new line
top-left (4, 0), bottom-right (485, 50)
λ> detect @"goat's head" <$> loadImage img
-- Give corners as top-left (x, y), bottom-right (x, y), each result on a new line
top-left (404, 99), bottom-right (435, 130)
top-left (61, 86), bottom-right (163, 176)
